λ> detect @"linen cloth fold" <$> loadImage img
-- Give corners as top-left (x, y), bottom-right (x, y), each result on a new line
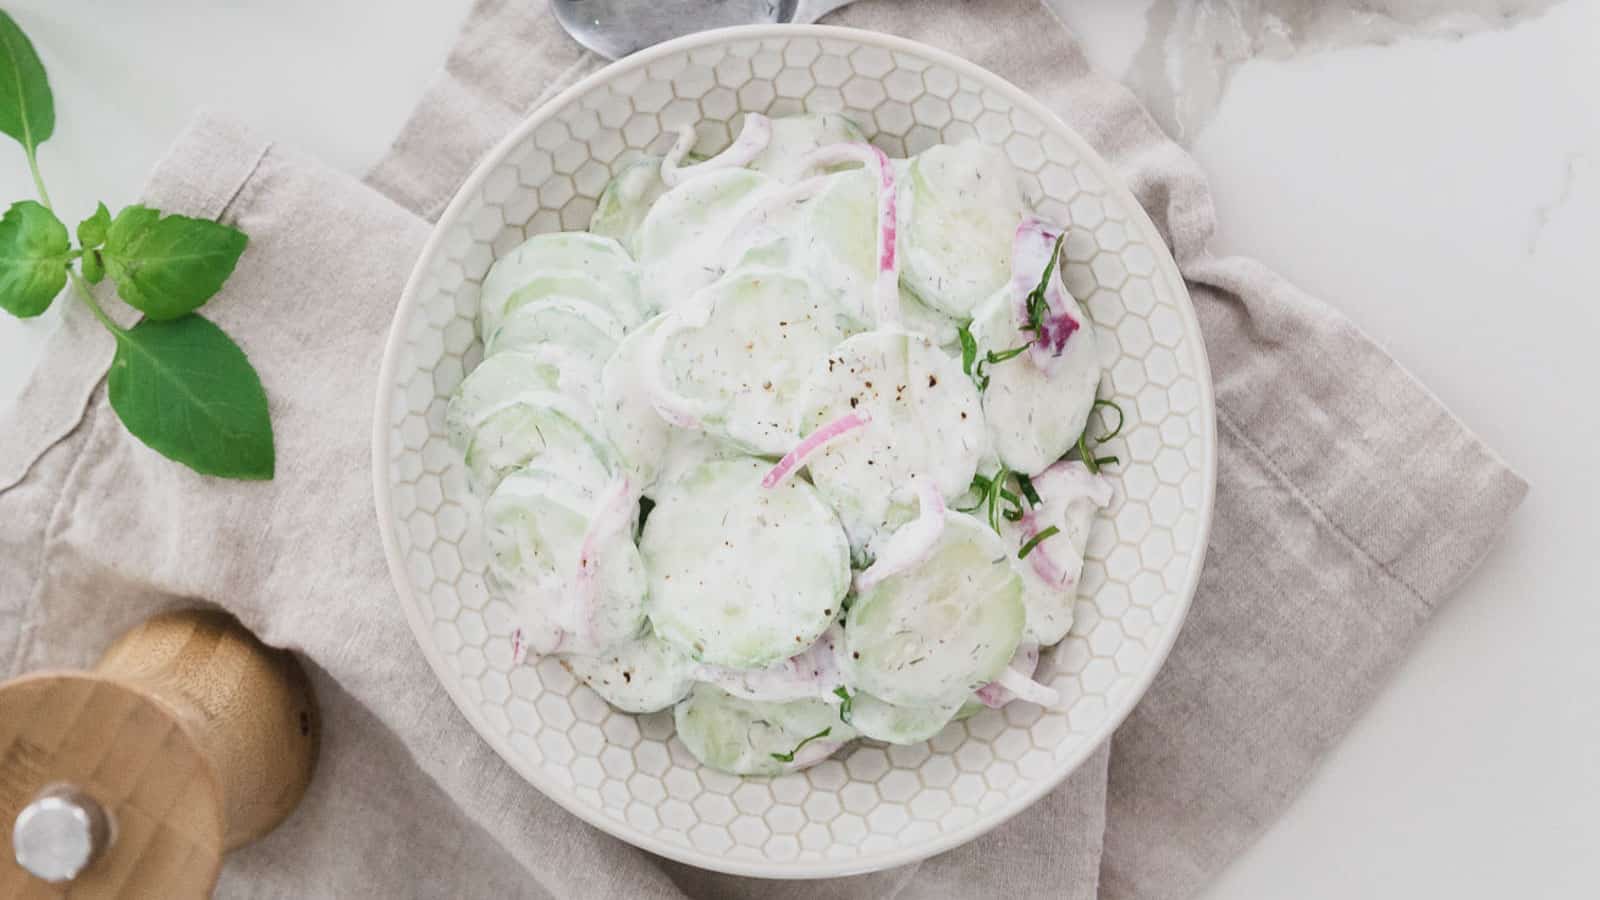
top-left (0, 1), bottom-right (1525, 898)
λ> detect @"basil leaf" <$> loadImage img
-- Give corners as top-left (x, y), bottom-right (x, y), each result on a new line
top-left (103, 204), bottom-right (248, 320)
top-left (77, 202), bottom-right (110, 249)
top-left (107, 314), bottom-right (274, 480)
top-left (81, 249), bottom-right (104, 284)
top-left (0, 199), bottom-right (68, 317)
top-left (0, 11), bottom-right (53, 154)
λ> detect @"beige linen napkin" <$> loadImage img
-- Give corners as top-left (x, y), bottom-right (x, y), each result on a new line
top-left (0, 1), bottom-right (1526, 897)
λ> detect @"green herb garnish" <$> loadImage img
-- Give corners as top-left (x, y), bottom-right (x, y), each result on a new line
top-left (1022, 233), bottom-right (1066, 334)
top-left (0, 12), bottom-right (272, 480)
top-left (957, 324), bottom-right (978, 377)
top-left (770, 726), bottom-right (832, 763)
top-left (1015, 473), bottom-right (1040, 507)
top-left (1073, 399), bottom-right (1125, 475)
top-left (832, 686), bottom-right (853, 725)
top-left (1017, 525), bottom-right (1060, 559)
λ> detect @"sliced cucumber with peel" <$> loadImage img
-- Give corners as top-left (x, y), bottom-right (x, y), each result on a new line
top-left (899, 141), bottom-right (1026, 319)
top-left (641, 457), bottom-right (850, 669)
top-left (842, 512), bottom-right (1025, 708)
top-left (484, 464), bottom-right (646, 658)
top-left (479, 232), bottom-right (641, 338)
top-left (656, 267), bottom-right (851, 455)
top-left (673, 683), bottom-right (857, 775)
top-left (564, 633), bottom-right (694, 713)
top-left (795, 329), bottom-right (986, 555)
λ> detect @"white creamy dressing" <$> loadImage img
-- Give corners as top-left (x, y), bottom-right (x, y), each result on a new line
top-left (450, 115), bottom-right (1111, 775)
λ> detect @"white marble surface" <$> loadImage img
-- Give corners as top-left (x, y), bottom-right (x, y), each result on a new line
top-left (2, 1), bottom-right (1596, 895)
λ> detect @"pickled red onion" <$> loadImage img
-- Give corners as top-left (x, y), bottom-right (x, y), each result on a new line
top-left (1011, 217), bottom-right (1081, 372)
top-left (996, 666), bottom-right (1061, 707)
top-left (976, 642), bottom-right (1043, 708)
top-left (761, 411), bottom-right (870, 488)
top-left (799, 142), bottom-right (899, 325)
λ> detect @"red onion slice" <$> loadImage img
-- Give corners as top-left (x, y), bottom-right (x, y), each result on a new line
top-left (660, 113), bottom-right (774, 187)
top-left (799, 142), bottom-right (900, 325)
top-left (995, 665), bottom-right (1061, 707)
top-left (975, 642), bottom-right (1042, 708)
top-left (761, 411), bottom-right (870, 488)
top-left (1011, 216), bottom-right (1081, 373)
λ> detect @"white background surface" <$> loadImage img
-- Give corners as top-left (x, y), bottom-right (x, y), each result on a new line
top-left (3, 1), bottom-right (1596, 896)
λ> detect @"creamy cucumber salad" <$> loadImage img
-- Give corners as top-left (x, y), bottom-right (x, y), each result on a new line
top-left (447, 112), bottom-right (1122, 776)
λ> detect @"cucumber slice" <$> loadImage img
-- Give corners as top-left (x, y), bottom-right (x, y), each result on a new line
top-left (484, 296), bottom-right (625, 370)
top-left (563, 633), bottom-right (694, 713)
top-left (445, 351), bottom-right (615, 492)
top-left (599, 315), bottom-right (674, 487)
top-left (969, 287), bottom-right (1102, 474)
top-left (750, 112), bottom-right (868, 182)
top-left (635, 169), bottom-right (776, 312)
top-left (898, 284), bottom-right (962, 348)
top-left (479, 232), bottom-right (640, 338)
top-left (845, 692), bottom-right (965, 745)
top-left (648, 429), bottom-right (748, 499)
top-left (795, 329), bottom-right (985, 554)
top-left (694, 623), bottom-right (845, 704)
top-left (673, 683), bottom-right (857, 776)
top-left (589, 155), bottom-right (669, 255)
top-left (656, 267), bottom-right (851, 455)
top-left (900, 141), bottom-right (1026, 318)
top-left (640, 457), bottom-right (850, 669)
top-left (841, 512), bottom-right (1025, 708)
top-left (484, 465), bottom-right (646, 657)
top-left (500, 270), bottom-right (646, 333)
top-left (1001, 460), bottom-right (1113, 645)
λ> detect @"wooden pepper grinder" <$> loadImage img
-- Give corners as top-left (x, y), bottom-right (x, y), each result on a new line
top-left (0, 609), bottom-right (319, 897)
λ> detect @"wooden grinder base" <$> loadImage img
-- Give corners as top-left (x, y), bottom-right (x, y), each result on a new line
top-left (0, 609), bottom-right (320, 898)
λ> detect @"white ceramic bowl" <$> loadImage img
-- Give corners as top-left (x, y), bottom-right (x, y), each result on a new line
top-left (375, 25), bottom-right (1215, 878)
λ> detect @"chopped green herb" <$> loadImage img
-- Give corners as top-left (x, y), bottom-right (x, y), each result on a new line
top-left (1073, 399), bottom-right (1126, 474)
top-left (832, 686), bottom-right (854, 724)
top-left (955, 472), bottom-right (991, 513)
top-left (957, 324), bottom-right (978, 376)
top-left (1018, 525), bottom-right (1061, 559)
top-left (985, 344), bottom-right (1031, 364)
top-left (770, 726), bottom-right (832, 763)
top-left (1021, 233), bottom-right (1066, 334)
top-left (1016, 473), bottom-right (1041, 507)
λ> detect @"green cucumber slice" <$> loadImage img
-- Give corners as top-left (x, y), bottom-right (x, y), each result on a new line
top-left (641, 457), bottom-right (850, 669)
top-left (445, 351), bottom-right (615, 492)
top-left (563, 634), bottom-right (694, 713)
top-left (841, 512), bottom-right (1025, 708)
top-left (673, 683), bottom-right (857, 775)
top-left (845, 692), bottom-right (965, 745)
top-left (750, 112), bottom-right (868, 182)
top-left (656, 267), bottom-right (851, 455)
top-left (589, 155), bottom-right (670, 255)
top-left (484, 296), bottom-right (625, 370)
top-left (968, 287), bottom-right (1102, 474)
top-left (479, 232), bottom-right (640, 338)
top-left (484, 465), bottom-right (646, 657)
top-left (900, 141), bottom-right (1026, 318)
top-left (635, 168), bottom-right (776, 312)
top-left (795, 329), bottom-right (986, 554)
top-left (599, 315), bottom-right (674, 487)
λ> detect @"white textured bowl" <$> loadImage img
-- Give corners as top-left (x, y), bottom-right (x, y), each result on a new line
top-left (375, 25), bottom-right (1215, 878)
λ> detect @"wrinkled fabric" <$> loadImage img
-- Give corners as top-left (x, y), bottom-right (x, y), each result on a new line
top-left (0, 2), bottom-right (1525, 898)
